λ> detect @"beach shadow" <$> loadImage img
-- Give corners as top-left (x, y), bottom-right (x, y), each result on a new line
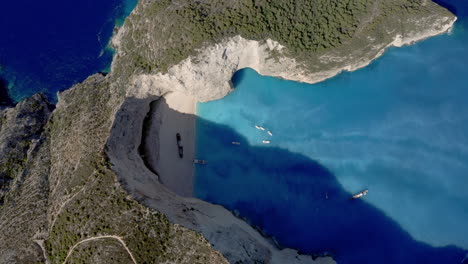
top-left (192, 115), bottom-right (467, 264)
top-left (0, 77), bottom-right (13, 107)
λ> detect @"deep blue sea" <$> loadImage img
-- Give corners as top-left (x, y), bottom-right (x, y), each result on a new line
top-left (0, 0), bottom-right (137, 104)
top-left (196, 1), bottom-right (468, 263)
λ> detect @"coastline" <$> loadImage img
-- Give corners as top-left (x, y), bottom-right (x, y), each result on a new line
top-left (127, 16), bottom-right (457, 104)
top-left (139, 14), bottom-right (457, 199)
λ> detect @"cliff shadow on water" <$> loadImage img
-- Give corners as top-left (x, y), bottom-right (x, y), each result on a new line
top-left (193, 109), bottom-right (467, 263)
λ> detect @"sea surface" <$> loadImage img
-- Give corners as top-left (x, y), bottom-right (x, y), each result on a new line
top-left (0, 0), bottom-right (137, 104)
top-left (195, 1), bottom-right (468, 263)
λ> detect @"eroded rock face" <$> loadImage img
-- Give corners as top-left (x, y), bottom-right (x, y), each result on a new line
top-left (116, 0), bottom-right (456, 103)
top-left (0, 94), bottom-right (52, 263)
top-left (0, 94), bottom-right (53, 199)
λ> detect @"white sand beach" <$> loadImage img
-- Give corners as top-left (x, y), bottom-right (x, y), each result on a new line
top-left (145, 91), bottom-right (197, 197)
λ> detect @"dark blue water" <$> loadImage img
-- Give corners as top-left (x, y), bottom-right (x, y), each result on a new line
top-left (196, 1), bottom-right (468, 263)
top-left (0, 0), bottom-right (137, 103)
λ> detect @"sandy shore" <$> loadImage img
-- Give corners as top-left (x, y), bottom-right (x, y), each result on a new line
top-left (145, 91), bottom-right (197, 197)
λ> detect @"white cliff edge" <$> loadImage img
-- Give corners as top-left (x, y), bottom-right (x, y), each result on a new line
top-left (127, 16), bottom-right (456, 103)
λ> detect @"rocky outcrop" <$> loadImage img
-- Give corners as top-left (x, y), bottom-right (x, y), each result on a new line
top-left (0, 94), bottom-right (52, 201)
top-left (0, 94), bottom-right (52, 263)
top-left (0, 77), bottom-right (13, 107)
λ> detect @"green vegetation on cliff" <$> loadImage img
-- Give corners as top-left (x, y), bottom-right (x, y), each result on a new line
top-left (117, 0), bottom-right (451, 75)
top-left (121, 0), bottom-right (366, 73)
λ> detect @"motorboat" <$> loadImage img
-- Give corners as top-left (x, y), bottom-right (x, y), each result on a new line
top-left (232, 141), bottom-right (241, 145)
top-left (262, 140), bottom-right (270, 144)
top-left (255, 125), bottom-right (265, 131)
top-left (193, 159), bottom-right (207, 165)
top-left (267, 131), bottom-right (273, 136)
top-left (351, 189), bottom-right (368, 199)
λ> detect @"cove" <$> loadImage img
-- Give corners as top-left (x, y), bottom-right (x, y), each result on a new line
top-left (195, 1), bottom-right (468, 263)
top-left (0, 0), bottom-right (137, 103)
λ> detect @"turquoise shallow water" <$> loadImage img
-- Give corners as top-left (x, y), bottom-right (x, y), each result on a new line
top-left (196, 2), bottom-right (468, 263)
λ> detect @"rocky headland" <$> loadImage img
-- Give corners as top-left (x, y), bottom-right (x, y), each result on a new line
top-left (0, 0), bottom-right (456, 263)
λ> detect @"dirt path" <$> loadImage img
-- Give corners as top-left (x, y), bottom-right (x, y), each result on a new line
top-left (34, 240), bottom-right (50, 264)
top-left (62, 235), bottom-right (137, 264)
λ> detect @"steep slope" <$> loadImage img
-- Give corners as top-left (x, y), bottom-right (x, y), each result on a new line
top-left (0, 94), bottom-right (52, 262)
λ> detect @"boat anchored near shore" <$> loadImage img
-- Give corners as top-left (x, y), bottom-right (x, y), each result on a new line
top-left (193, 159), bottom-right (207, 165)
top-left (255, 125), bottom-right (265, 131)
top-left (351, 189), bottom-right (368, 199)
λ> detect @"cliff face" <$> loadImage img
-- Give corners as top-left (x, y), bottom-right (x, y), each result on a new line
top-left (0, 94), bottom-right (52, 204)
top-left (0, 94), bottom-right (52, 262)
top-left (0, 76), bottom-right (228, 264)
top-left (0, 0), bottom-right (457, 263)
top-left (116, 0), bottom-right (455, 102)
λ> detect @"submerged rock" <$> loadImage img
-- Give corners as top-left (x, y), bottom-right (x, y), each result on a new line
top-left (0, 77), bottom-right (13, 107)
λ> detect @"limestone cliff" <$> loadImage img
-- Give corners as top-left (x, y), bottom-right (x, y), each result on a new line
top-left (113, 0), bottom-right (455, 102)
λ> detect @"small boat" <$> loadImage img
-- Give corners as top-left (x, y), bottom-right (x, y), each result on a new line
top-left (255, 125), bottom-right (265, 131)
top-left (193, 159), bottom-right (208, 165)
top-left (232, 141), bottom-right (241, 145)
top-left (351, 189), bottom-right (368, 199)
top-left (262, 140), bottom-right (271, 144)
top-left (267, 131), bottom-right (273, 136)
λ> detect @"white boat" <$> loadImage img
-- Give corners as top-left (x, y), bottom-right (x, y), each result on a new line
top-left (267, 131), bottom-right (273, 136)
top-left (262, 140), bottom-right (271, 144)
top-left (351, 189), bottom-right (368, 199)
top-left (255, 125), bottom-right (265, 131)
top-left (193, 159), bottom-right (207, 165)
top-left (232, 141), bottom-right (241, 145)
